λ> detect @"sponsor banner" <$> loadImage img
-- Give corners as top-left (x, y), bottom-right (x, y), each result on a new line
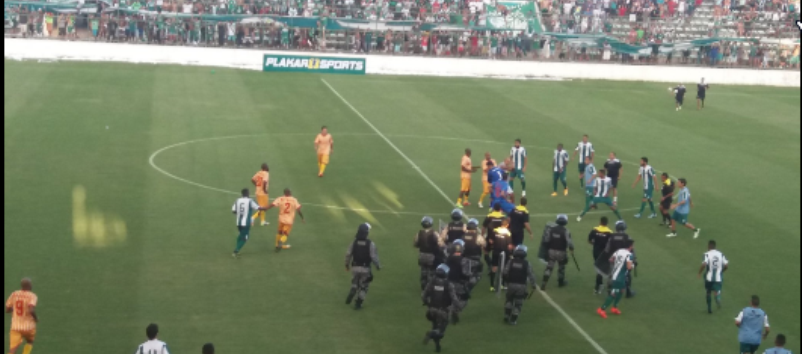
top-left (263, 55), bottom-right (365, 74)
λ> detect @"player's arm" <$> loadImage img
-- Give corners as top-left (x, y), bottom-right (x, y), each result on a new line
top-left (523, 154), bottom-right (528, 172)
top-left (251, 176), bottom-right (258, 187)
top-left (762, 316), bottom-right (770, 340)
top-left (631, 174), bottom-right (642, 188)
top-left (252, 200), bottom-right (267, 211)
top-left (735, 311), bottom-right (744, 327)
top-left (297, 208), bottom-right (305, 223)
top-left (626, 258), bottom-right (634, 270)
top-left (524, 221), bottom-right (532, 237)
top-left (697, 260), bottom-right (707, 278)
top-left (29, 305), bottom-right (37, 323)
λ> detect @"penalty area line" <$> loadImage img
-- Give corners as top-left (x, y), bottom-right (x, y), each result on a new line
top-left (321, 78), bottom-right (609, 354)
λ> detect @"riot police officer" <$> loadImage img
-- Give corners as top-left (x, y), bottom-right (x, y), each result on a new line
top-left (415, 216), bottom-right (445, 291)
top-left (441, 209), bottom-right (466, 246)
top-left (539, 214), bottom-right (575, 291)
top-left (462, 218), bottom-right (486, 293)
top-left (422, 264), bottom-right (460, 353)
top-left (445, 239), bottom-right (471, 324)
top-left (345, 223), bottom-right (381, 309)
top-left (503, 245), bottom-right (538, 325)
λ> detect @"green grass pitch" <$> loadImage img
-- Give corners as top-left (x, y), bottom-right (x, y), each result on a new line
top-left (4, 60), bottom-right (800, 354)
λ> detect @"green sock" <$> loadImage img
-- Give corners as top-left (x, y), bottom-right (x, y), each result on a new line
top-left (580, 204), bottom-right (591, 217)
top-left (553, 178), bottom-right (558, 192)
top-left (639, 202), bottom-right (646, 214)
top-left (521, 179), bottom-right (526, 191)
top-left (648, 201), bottom-right (655, 213)
top-left (706, 293), bottom-right (712, 312)
top-left (561, 178), bottom-right (567, 189)
top-left (613, 291), bottom-right (623, 307)
top-left (579, 178), bottom-right (584, 188)
top-left (613, 209), bottom-right (622, 219)
top-left (602, 295), bottom-right (615, 310)
top-left (234, 236), bottom-right (247, 253)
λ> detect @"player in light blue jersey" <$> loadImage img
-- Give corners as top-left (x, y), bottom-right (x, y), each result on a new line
top-left (667, 178), bottom-right (701, 238)
top-left (578, 169), bottom-right (622, 222)
top-left (509, 139), bottom-right (528, 197)
top-left (582, 156), bottom-right (597, 210)
top-left (631, 157), bottom-right (658, 219)
top-left (736, 295), bottom-right (771, 354)
top-left (552, 144), bottom-right (569, 197)
top-left (763, 334), bottom-right (792, 354)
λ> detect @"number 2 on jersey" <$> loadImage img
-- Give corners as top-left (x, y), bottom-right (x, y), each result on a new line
top-left (283, 203), bottom-right (291, 213)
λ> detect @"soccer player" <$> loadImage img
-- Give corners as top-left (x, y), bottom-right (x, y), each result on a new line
top-left (314, 126), bottom-right (333, 177)
top-left (490, 177), bottom-right (515, 215)
top-left (573, 135), bottom-right (595, 188)
top-left (508, 197), bottom-right (532, 246)
top-left (456, 148), bottom-right (479, 208)
top-left (603, 152), bottom-right (623, 204)
top-left (135, 324), bottom-right (170, 354)
top-left (631, 157), bottom-right (658, 219)
top-left (658, 173), bottom-right (675, 226)
top-left (736, 295), bottom-right (770, 354)
top-left (697, 78), bottom-right (710, 110)
top-left (698, 240), bottom-right (729, 314)
top-left (251, 163), bottom-right (270, 226)
top-left (478, 153), bottom-right (497, 209)
top-left (578, 169), bottom-right (622, 222)
top-left (667, 178), bottom-right (701, 239)
top-left (232, 188), bottom-right (267, 257)
top-left (672, 84), bottom-right (687, 111)
top-left (597, 240), bottom-right (634, 319)
top-left (552, 143), bottom-right (569, 197)
top-left (763, 334), bottom-right (792, 354)
top-left (5, 278), bottom-right (37, 354)
top-left (509, 139), bottom-right (528, 197)
top-left (582, 156), bottom-right (597, 211)
top-left (265, 188), bottom-right (304, 251)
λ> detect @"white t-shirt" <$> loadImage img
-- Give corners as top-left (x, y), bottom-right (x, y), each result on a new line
top-left (702, 250), bottom-right (729, 282)
top-left (135, 339), bottom-right (170, 354)
top-left (182, 2), bottom-right (192, 13)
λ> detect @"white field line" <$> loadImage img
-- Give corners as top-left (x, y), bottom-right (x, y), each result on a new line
top-left (321, 78), bottom-right (609, 354)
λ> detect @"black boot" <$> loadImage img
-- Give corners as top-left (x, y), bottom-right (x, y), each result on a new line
top-left (626, 288), bottom-right (636, 298)
top-left (423, 331), bottom-right (432, 345)
top-left (509, 314), bottom-right (518, 325)
top-left (558, 279), bottom-right (568, 288)
top-left (346, 289), bottom-right (356, 305)
top-left (450, 311), bottom-right (459, 325)
top-left (434, 340), bottom-right (442, 353)
top-left (355, 299), bottom-right (363, 309)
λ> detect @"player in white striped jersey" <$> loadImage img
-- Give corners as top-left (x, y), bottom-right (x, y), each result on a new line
top-left (231, 188), bottom-right (268, 258)
top-left (135, 324), bottom-right (170, 354)
top-left (632, 157), bottom-right (659, 219)
top-left (552, 144), bottom-right (570, 197)
top-left (577, 169), bottom-right (622, 222)
top-left (573, 135), bottom-right (595, 189)
top-left (597, 240), bottom-right (634, 318)
top-left (509, 139), bottom-right (528, 197)
top-left (698, 240), bottom-right (729, 314)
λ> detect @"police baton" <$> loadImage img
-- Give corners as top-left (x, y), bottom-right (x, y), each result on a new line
top-left (571, 252), bottom-right (580, 271)
top-left (527, 286), bottom-right (537, 300)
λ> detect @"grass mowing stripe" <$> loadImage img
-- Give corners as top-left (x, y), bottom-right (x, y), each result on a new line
top-left (321, 77), bottom-right (610, 354)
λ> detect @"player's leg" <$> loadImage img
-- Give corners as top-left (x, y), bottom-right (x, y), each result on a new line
top-left (609, 202), bottom-right (623, 220)
top-left (578, 164), bottom-right (585, 188)
top-left (684, 220), bottom-right (700, 239)
top-left (705, 283), bottom-right (713, 313)
top-left (636, 191), bottom-right (647, 218)
top-left (508, 170), bottom-right (516, 190)
top-left (667, 211), bottom-right (679, 237)
top-left (233, 226), bottom-right (249, 256)
top-left (577, 199), bottom-right (594, 221)
top-left (561, 171), bottom-right (569, 195)
top-left (647, 189), bottom-right (656, 217)
top-left (479, 182), bottom-right (490, 208)
top-left (552, 171), bottom-right (559, 196)
top-left (519, 172), bottom-right (527, 195)
top-left (21, 331), bottom-right (34, 354)
top-left (9, 331), bottom-right (23, 354)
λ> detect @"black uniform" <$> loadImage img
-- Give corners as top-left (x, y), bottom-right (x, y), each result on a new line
top-left (446, 253), bottom-right (470, 317)
top-left (696, 83), bottom-right (709, 101)
top-left (508, 206), bottom-right (530, 246)
top-left (588, 225), bottom-right (612, 292)
top-left (604, 158), bottom-right (623, 188)
top-left (345, 238), bottom-right (381, 307)
top-left (675, 86), bottom-right (687, 105)
top-left (422, 277), bottom-right (460, 352)
top-left (503, 257), bottom-right (537, 324)
top-left (444, 221), bottom-right (465, 245)
top-left (482, 211), bottom-right (506, 264)
top-left (462, 230), bottom-right (484, 291)
top-left (541, 224), bottom-right (574, 287)
top-left (415, 229), bottom-right (443, 290)
top-left (660, 179), bottom-right (675, 210)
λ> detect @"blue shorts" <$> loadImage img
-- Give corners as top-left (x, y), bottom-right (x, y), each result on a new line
top-left (491, 199), bottom-right (515, 214)
top-left (672, 211), bottom-right (688, 225)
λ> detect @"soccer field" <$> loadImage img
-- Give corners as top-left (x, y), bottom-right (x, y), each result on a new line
top-left (4, 60), bottom-right (800, 354)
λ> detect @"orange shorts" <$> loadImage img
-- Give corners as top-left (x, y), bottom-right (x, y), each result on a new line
top-left (461, 178), bottom-right (471, 192)
top-left (9, 329), bottom-right (36, 349)
top-left (256, 194), bottom-right (269, 208)
top-left (318, 154), bottom-right (330, 165)
top-left (278, 223), bottom-right (293, 235)
top-left (482, 181), bottom-right (491, 194)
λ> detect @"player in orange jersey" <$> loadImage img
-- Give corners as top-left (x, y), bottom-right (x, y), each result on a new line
top-left (265, 188), bottom-right (304, 251)
top-left (478, 152), bottom-right (497, 209)
top-left (251, 163), bottom-right (270, 226)
top-left (314, 126), bottom-right (334, 177)
top-left (456, 148), bottom-right (479, 208)
top-left (5, 278), bottom-right (38, 354)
